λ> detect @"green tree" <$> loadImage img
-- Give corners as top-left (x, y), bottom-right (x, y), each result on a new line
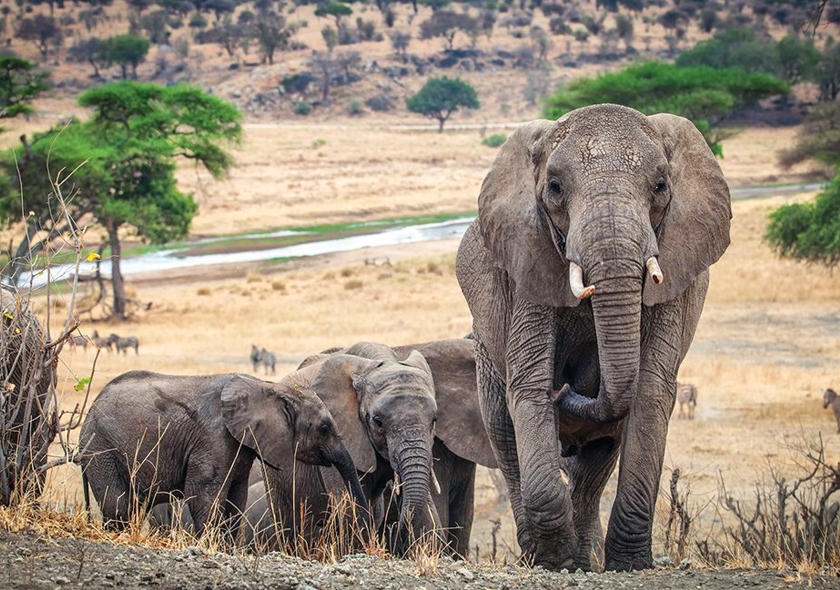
top-left (544, 61), bottom-right (789, 155)
top-left (765, 174), bottom-right (840, 269)
top-left (0, 57), bottom-right (49, 132)
top-left (419, 10), bottom-right (478, 52)
top-left (776, 34), bottom-right (820, 84)
top-left (107, 34), bottom-right (151, 79)
top-left (0, 83), bottom-right (241, 318)
top-left (253, 11), bottom-right (291, 65)
top-left (315, 1), bottom-right (353, 39)
top-left (815, 41), bottom-right (840, 102)
top-left (67, 37), bottom-right (109, 77)
top-left (675, 28), bottom-right (778, 74)
top-left (406, 76), bottom-right (479, 132)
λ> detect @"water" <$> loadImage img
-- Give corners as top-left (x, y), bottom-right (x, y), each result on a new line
top-left (21, 216), bottom-right (475, 288)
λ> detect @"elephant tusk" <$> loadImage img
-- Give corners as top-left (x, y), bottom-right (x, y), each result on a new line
top-left (431, 470), bottom-right (441, 495)
top-left (569, 262), bottom-right (595, 299)
top-left (393, 473), bottom-right (400, 496)
top-left (646, 257), bottom-right (664, 285)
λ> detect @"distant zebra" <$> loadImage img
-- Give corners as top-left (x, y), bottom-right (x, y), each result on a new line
top-left (823, 388), bottom-right (840, 433)
top-left (91, 330), bottom-right (113, 352)
top-left (250, 345), bottom-right (277, 375)
top-left (112, 335), bottom-right (139, 355)
top-left (677, 383), bottom-right (698, 419)
top-left (68, 335), bottom-right (90, 351)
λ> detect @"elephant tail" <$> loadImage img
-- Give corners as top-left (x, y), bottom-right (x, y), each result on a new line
top-left (81, 469), bottom-right (91, 516)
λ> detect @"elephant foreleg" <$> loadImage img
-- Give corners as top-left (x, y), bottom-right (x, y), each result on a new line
top-left (446, 458), bottom-right (476, 559)
top-left (569, 436), bottom-right (620, 571)
top-left (223, 478), bottom-right (249, 546)
top-left (507, 299), bottom-right (576, 569)
top-left (475, 339), bottom-right (534, 558)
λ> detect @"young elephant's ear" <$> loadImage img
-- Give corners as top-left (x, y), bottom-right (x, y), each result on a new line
top-left (220, 375), bottom-right (295, 471)
top-left (644, 114), bottom-right (732, 306)
top-left (478, 118), bottom-right (579, 309)
top-left (309, 355), bottom-right (378, 473)
top-left (412, 340), bottom-right (498, 469)
top-left (399, 349), bottom-right (432, 376)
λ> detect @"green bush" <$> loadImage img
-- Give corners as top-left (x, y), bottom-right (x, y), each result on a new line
top-left (294, 101), bottom-right (312, 115)
top-left (765, 171), bottom-right (840, 269)
top-left (543, 61), bottom-right (788, 153)
top-left (481, 133), bottom-right (507, 147)
top-left (406, 76), bottom-right (479, 132)
top-left (347, 99), bottom-right (363, 116)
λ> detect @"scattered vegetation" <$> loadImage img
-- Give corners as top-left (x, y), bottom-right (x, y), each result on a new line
top-left (406, 76), bottom-right (479, 132)
top-left (481, 133), bottom-right (506, 147)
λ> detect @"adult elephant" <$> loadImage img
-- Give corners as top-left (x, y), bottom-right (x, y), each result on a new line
top-left (78, 371), bottom-right (367, 537)
top-left (455, 104), bottom-right (731, 571)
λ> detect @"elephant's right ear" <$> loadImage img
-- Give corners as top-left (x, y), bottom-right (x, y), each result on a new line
top-left (478, 119), bottom-right (579, 309)
top-left (309, 355), bottom-right (378, 473)
top-left (220, 375), bottom-right (295, 471)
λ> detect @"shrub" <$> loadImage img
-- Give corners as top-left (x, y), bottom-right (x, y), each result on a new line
top-left (344, 279), bottom-right (363, 290)
top-left (294, 101), bottom-right (312, 115)
top-left (366, 93), bottom-right (394, 112)
top-left (481, 133), bottom-right (507, 147)
top-left (347, 99), bottom-right (363, 116)
top-left (406, 76), bottom-right (480, 132)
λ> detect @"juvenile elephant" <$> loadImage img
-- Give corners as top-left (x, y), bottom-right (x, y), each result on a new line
top-left (248, 340), bottom-right (496, 556)
top-left (456, 104), bottom-right (731, 570)
top-left (78, 370), bottom-right (367, 537)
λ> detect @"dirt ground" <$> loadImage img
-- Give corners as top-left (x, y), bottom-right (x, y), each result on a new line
top-left (0, 531), bottom-right (833, 590)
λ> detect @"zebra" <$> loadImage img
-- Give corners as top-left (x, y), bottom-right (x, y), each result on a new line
top-left (677, 383), bottom-right (698, 419)
top-left (68, 335), bottom-right (89, 351)
top-left (249, 345), bottom-right (276, 375)
top-left (109, 334), bottom-right (139, 355)
top-left (823, 388), bottom-right (840, 433)
top-left (91, 330), bottom-right (113, 352)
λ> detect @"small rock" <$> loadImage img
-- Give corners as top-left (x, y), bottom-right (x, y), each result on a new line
top-left (53, 576), bottom-right (71, 586)
top-left (456, 567), bottom-right (474, 580)
top-left (574, 568), bottom-right (584, 575)
top-left (654, 556), bottom-right (671, 567)
top-left (560, 568), bottom-right (569, 574)
top-left (679, 558), bottom-right (692, 570)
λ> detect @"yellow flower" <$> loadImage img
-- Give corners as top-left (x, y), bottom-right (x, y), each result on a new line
top-left (86, 252), bottom-right (101, 262)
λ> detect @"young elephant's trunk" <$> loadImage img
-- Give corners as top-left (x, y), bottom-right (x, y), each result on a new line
top-left (390, 428), bottom-right (438, 554)
top-left (326, 442), bottom-right (369, 514)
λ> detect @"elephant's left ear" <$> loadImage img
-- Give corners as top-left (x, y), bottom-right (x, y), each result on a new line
top-left (644, 113), bottom-right (732, 306)
top-left (412, 340), bottom-right (498, 469)
top-left (220, 375), bottom-right (295, 470)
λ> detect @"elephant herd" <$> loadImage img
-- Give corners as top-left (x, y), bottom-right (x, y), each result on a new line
top-left (78, 339), bottom-right (495, 557)
top-left (77, 104), bottom-right (733, 572)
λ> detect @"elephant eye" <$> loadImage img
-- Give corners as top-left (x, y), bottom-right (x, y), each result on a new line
top-left (372, 415), bottom-right (384, 429)
top-left (548, 177), bottom-right (563, 194)
top-left (319, 421), bottom-right (331, 436)
top-left (654, 177), bottom-right (668, 193)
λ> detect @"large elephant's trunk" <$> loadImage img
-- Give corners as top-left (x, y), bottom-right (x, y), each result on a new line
top-left (558, 204), bottom-right (645, 424)
top-left (390, 429), bottom-right (438, 554)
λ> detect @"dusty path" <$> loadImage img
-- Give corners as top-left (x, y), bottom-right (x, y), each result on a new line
top-left (0, 532), bottom-right (827, 590)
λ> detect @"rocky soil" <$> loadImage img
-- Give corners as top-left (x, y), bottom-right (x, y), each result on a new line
top-left (1, 531), bottom-right (834, 590)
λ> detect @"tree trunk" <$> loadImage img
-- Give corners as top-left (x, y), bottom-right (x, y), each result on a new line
top-left (437, 117), bottom-right (444, 133)
top-left (107, 222), bottom-right (127, 320)
top-left (121, 64), bottom-right (128, 79)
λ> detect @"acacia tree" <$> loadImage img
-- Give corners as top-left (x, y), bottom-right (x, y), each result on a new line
top-left (406, 77), bottom-right (479, 132)
top-left (315, 1), bottom-right (353, 40)
top-left (107, 34), bottom-right (151, 79)
top-left (0, 82), bottom-right (241, 319)
top-left (67, 37), bottom-right (109, 77)
top-left (419, 10), bottom-right (478, 51)
top-left (253, 11), bottom-right (291, 64)
top-left (16, 15), bottom-right (63, 60)
top-left (0, 57), bottom-right (49, 132)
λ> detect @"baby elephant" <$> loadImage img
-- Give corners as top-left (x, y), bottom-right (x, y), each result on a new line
top-left (78, 370), bottom-right (366, 537)
top-left (823, 388), bottom-right (840, 433)
top-left (677, 383), bottom-right (698, 419)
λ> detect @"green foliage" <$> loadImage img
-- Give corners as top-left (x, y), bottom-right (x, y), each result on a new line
top-left (765, 172), bottom-right (840, 269)
top-left (107, 33), bottom-right (151, 79)
top-left (543, 62), bottom-right (788, 153)
top-left (315, 1), bottom-right (353, 20)
top-left (0, 57), bottom-right (49, 130)
top-left (676, 28), bottom-right (820, 84)
top-left (406, 76), bottom-right (479, 132)
top-left (347, 99), bottom-right (363, 116)
top-left (294, 100), bottom-right (312, 115)
top-left (481, 133), bottom-right (507, 147)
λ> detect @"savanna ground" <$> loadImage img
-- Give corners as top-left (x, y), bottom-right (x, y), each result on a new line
top-left (3, 111), bottom-right (840, 586)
